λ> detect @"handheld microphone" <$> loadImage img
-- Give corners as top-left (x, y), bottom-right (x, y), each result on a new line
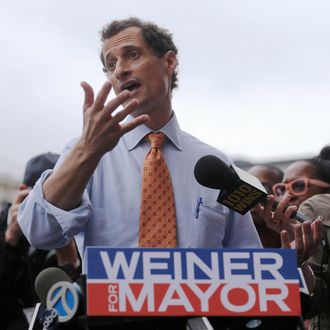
top-left (35, 267), bottom-right (83, 324)
top-left (194, 155), bottom-right (310, 223)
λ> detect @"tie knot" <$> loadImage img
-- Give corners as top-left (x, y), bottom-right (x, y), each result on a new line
top-left (148, 132), bottom-right (166, 148)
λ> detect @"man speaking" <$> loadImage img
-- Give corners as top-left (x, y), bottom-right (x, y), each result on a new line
top-left (18, 17), bottom-right (261, 269)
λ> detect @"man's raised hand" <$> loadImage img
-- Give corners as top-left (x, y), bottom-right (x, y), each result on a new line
top-left (80, 81), bottom-right (148, 158)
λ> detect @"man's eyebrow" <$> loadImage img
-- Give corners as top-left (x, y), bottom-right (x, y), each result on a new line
top-left (104, 45), bottom-right (141, 62)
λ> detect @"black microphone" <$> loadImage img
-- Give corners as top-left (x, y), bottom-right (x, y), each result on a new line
top-left (194, 155), bottom-right (310, 223)
top-left (34, 267), bottom-right (83, 325)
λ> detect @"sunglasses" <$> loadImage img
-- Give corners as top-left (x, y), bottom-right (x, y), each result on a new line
top-left (272, 178), bottom-right (330, 198)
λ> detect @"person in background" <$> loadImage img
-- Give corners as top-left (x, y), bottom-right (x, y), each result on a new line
top-left (299, 192), bottom-right (330, 330)
top-left (0, 152), bottom-right (80, 329)
top-left (248, 164), bottom-right (283, 248)
top-left (260, 146), bottom-right (330, 329)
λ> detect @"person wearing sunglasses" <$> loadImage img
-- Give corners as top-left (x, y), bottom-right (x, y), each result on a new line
top-left (272, 168), bottom-right (330, 209)
top-left (260, 146), bottom-right (330, 330)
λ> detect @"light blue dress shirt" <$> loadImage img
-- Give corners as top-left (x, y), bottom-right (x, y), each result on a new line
top-left (18, 113), bottom-right (261, 266)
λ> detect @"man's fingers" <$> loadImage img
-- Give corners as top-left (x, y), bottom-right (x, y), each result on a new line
top-left (104, 89), bottom-right (132, 114)
top-left (93, 81), bottom-right (113, 110)
top-left (283, 205), bottom-right (297, 221)
top-left (262, 195), bottom-right (276, 217)
top-left (121, 115), bottom-right (149, 135)
top-left (282, 206), bottom-right (298, 239)
top-left (312, 217), bottom-right (323, 245)
top-left (113, 98), bottom-right (139, 124)
top-left (280, 230), bottom-right (291, 248)
top-left (19, 184), bottom-right (28, 191)
top-left (302, 221), bottom-right (313, 253)
top-left (10, 204), bottom-right (20, 216)
top-left (81, 81), bottom-right (94, 111)
top-left (293, 224), bottom-right (304, 258)
top-left (15, 189), bottom-right (30, 203)
top-left (253, 204), bottom-right (264, 217)
top-left (273, 195), bottom-right (290, 222)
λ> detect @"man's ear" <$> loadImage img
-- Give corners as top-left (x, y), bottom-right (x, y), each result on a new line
top-left (164, 50), bottom-right (177, 75)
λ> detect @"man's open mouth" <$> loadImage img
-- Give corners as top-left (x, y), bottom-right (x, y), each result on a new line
top-left (121, 81), bottom-right (141, 92)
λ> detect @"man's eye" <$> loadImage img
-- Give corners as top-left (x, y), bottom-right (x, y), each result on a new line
top-left (128, 51), bottom-right (140, 60)
top-left (107, 61), bottom-right (116, 71)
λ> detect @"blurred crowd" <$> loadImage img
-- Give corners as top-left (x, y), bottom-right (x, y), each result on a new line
top-left (248, 145), bottom-right (330, 330)
top-left (0, 153), bottom-right (81, 329)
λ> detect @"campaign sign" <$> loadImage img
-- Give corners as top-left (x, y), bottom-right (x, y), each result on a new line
top-left (86, 248), bottom-right (301, 317)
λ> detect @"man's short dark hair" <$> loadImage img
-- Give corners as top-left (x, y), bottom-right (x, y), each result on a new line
top-left (23, 152), bottom-right (59, 187)
top-left (100, 17), bottom-right (178, 90)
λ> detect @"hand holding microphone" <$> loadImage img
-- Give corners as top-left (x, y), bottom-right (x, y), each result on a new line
top-left (193, 155), bottom-right (324, 271)
top-left (193, 155), bottom-right (311, 242)
top-left (194, 155), bottom-right (310, 222)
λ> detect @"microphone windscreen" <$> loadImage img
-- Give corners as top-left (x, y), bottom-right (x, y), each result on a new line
top-left (194, 155), bottom-right (238, 190)
top-left (35, 267), bottom-right (72, 305)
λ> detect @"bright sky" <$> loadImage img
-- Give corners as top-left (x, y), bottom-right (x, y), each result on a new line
top-left (1, 0), bottom-right (329, 180)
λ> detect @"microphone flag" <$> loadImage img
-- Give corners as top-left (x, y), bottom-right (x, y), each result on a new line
top-left (217, 164), bottom-right (268, 214)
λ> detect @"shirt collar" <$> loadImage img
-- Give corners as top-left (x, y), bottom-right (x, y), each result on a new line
top-left (124, 112), bottom-right (183, 151)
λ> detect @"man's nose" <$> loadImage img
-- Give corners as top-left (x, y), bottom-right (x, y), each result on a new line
top-left (114, 59), bottom-right (131, 80)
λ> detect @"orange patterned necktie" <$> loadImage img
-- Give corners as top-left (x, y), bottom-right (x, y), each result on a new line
top-left (139, 132), bottom-right (177, 247)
